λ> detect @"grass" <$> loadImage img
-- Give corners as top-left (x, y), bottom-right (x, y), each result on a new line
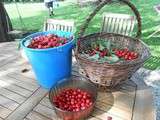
top-left (4, 0), bottom-right (160, 70)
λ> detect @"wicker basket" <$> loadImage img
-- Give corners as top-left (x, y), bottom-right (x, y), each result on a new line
top-left (75, 0), bottom-right (151, 89)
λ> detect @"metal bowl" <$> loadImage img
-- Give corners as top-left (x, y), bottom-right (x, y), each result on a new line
top-left (49, 76), bottom-right (97, 120)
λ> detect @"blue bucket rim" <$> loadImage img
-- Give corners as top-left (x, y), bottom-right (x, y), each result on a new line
top-left (21, 31), bottom-right (75, 52)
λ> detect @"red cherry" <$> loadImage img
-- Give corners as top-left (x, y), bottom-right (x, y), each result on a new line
top-left (128, 56), bottom-right (132, 60)
top-left (56, 43), bottom-right (60, 47)
top-left (28, 34), bottom-right (68, 49)
top-left (99, 52), bottom-right (105, 58)
top-left (130, 51), bottom-right (135, 56)
top-left (86, 99), bottom-right (90, 104)
top-left (53, 88), bottom-right (93, 112)
top-left (133, 52), bottom-right (138, 58)
top-left (95, 46), bottom-right (100, 51)
top-left (124, 55), bottom-right (128, 60)
top-left (81, 106), bottom-right (86, 110)
top-left (107, 116), bottom-right (112, 120)
top-left (83, 95), bottom-right (87, 99)
top-left (124, 48), bottom-right (129, 52)
top-left (89, 50), bottom-right (96, 56)
top-left (103, 50), bottom-right (108, 56)
top-left (121, 52), bottom-right (126, 57)
top-left (75, 108), bottom-right (80, 112)
top-left (78, 94), bottom-right (82, 98)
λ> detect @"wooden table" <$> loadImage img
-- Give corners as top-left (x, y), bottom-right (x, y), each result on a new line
top-left (0, 42), bottom-right (155, 120)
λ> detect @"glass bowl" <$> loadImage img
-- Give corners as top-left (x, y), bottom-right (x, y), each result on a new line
top-left (49, 76), bottom-right (97, 120)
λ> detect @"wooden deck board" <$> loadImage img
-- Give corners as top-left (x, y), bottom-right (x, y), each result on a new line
top-left (33, 104), bottom-right (57, 120)
top-left (27, 79), bottom-right (136, 120)
top-left (0, 56), bottom-right (19, 68)
top-left (26, 111), bottom-right (52, 120)
top-left (91, 108), bottom-right (125, 120)
top-left (1, 76), bottom-right (39, 92)
top-left (0, 95), bottom-right (19, 111)
top-left (23, 118), bottom-right (30, 120)
top-left (0, 117), bottom-right (4, 120)
top-left (0, 87), bottom-right (26, 104)
top-left (98, 91), bottom-right (135, 113)
top-left (132, 74), bottom-right (156, 120)
top-left (0, 80), bottom-right (32, 98)
top-left (0, 42), bottom-right (155, 120)
top-left (6, 87), bottom-right (48, 120)
top-left (7, 73), bottom-right (37, 85)
top-left (40, 97), bottom-right (53, 109)
top-left (0, 105), bottom-right (12, 119)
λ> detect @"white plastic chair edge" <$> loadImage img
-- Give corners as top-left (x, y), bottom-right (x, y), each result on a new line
top-left (43, 19), bottom-right (76, 33)
top-left (101, 12), bottom-right (135, 36)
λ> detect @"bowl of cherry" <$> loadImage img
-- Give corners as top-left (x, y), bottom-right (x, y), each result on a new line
top-left (49, 77), bottom-right (97, 120)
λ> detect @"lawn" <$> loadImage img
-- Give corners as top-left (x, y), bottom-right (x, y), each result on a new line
top-left (4, 0), bottom-right (160, 70)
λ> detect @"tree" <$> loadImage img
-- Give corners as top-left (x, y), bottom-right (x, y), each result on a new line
top-left (0, 2), bottom-right (13, 42)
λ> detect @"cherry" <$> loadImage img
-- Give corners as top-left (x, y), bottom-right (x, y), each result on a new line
top-left (27, 34), bottom-right (68, 49)
top-left (53, 88), bottom-right (93, 112)
top-left (89, 50), bottom-right (96, 56)
top-left (95, 46), bottom-right (100, 51)
top-left (99, 52), bottom-right (105, 58)
top-left (107, 116), bottom-right (112, 120)
top-left (114, 49), bottom-right (138, 61)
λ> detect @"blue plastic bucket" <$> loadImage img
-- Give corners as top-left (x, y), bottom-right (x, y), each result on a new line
top-left (21, 31), bottom-right (74, 89)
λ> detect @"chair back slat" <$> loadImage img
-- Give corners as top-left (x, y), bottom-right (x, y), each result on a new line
top-left (101, 13), bottom-right (135, 36)
top-left (113, 18), bottom-right (118, 33)
top-left (43, 19), bottom-right (75, 33)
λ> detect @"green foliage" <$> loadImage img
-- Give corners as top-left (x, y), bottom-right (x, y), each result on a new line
top-left (4, 0), bottom-right (160, 69)
top-left (4, 0), bottom-right (64, 3)
top-left (99, 55), bottom-right (119, 64)
top-left (4, 0), bottom-right (43, 2)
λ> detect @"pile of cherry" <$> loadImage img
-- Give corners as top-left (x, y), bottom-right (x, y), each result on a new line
top-left (87, 46), bottom-right (139, 61)
top-left (114, 48), bottom-right (138, 60)
top-left (88, 47), bottom-right (108, 58)
top-left (53, 88), bottom-right (93, 112)
top-left (27, 34), bottom-right (67, 49)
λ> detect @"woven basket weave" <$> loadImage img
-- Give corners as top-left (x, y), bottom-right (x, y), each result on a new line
top-left (75, 0), bottom-right (151, 89)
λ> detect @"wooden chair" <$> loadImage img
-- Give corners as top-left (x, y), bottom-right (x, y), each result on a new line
top-left (101, 13), bottom-right (135, 36)
top-left (43, 19), bottom-right (75, 33)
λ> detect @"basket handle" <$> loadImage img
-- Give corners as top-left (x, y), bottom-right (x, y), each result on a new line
top-left (78, 0), bottom-right (142, 38)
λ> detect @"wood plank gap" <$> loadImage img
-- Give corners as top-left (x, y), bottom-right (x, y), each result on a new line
top-left (11, 83), bottom-right (33, 93)
top-left (0, 96), bottom-right (19, 111)
top-left (0, 104), bottom-right (12, 119)
top-left (7, 73), bottom-right (37, 86)
top-left (5, 87), bottom-right (41, 118)
top-left (0, 94), bottom-right (20, 105)
top-left (132, 86), bottom-right (156, 120)
top-left (14, 71), bottom-right (36, 81)
top-left (6, 87), bottom-right (48, 120)
top-left (0, 116), bottom-right (4, 120)
top-left (38, 103), bottom-right (53, 111)
top-left (131, 84), bottom-right (137, 120)
top-left (40, 98), bottom-right (53, 109)
top-left (5, 76), bottom-right (39, 92)
top-left (89, 115), bottom-right (102, 120)
top-left (24, 118), bottom-right (30, 120)
top-left (0, 56), bottom-right (19, 68)
top-left (2, 87), bottom-right (28, 98)
top-left (27, 110), bottom-right (53, 120)
top-left (0, 88), bottom-right (26, 104)
top-left (94, 107), bottom-right (125, 120)
top-left (33, 104), bottom-right (57, 119)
